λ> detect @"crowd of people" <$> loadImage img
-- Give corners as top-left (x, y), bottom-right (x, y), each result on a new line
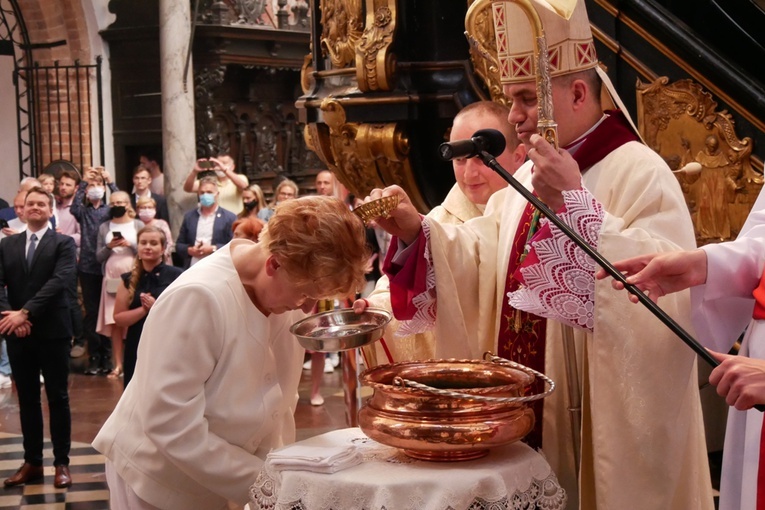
top-left (0, 153), bottom-right (297, 382)
top-left (2, 0), bottom-right (765, 507)
top-left (0, 153), bottom-right (342, 492)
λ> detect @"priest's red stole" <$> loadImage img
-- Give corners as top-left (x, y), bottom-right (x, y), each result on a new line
top-left (497, 202), bottom-right (547, 450)
top-left (496, 110), bottom-right (639, 451)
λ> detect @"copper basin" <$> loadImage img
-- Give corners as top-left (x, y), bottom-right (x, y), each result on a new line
top-left (359, 359), bottom-right (536, 461)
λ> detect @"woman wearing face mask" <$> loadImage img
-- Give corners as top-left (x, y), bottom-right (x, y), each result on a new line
top-left (238, 184), bottom-right (266, 220)
top-left (135, 197), bottom-right (174, 264)
top-left (183, 154), bottom-right (249, 215)
top-left (95, 191), bottom-right (144, 379)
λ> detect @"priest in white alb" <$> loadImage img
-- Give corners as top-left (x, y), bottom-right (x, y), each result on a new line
top-left (356, 0), bottom-right (715, 508)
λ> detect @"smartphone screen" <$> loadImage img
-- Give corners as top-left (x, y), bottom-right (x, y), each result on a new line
top-left (112, 231), bottom-right (123, 239)
top-left (0, 218), bottom-right (8, 229)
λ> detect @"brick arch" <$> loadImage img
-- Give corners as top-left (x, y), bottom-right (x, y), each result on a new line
top-left (16, 0), bottom-right (92, 64)
top-left (13, 0), bottom-right (97, 172)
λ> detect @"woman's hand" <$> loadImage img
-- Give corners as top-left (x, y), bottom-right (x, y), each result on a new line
top-left (140, 293), bottom-right (156, 311)
top-left (107, 237), bottom-right (128, 249)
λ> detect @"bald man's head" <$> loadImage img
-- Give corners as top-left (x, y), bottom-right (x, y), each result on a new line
top-left (315, 170), bottom-right (335, 197)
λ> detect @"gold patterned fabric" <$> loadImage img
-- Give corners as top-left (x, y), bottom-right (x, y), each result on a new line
top-left (491, 0), bottom-right (597, 84)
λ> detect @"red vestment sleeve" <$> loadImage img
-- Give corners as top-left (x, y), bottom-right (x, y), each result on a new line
top-left (383, 230), bottom-right (428, 321)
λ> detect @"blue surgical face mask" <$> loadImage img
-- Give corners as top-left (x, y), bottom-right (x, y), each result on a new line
top-left (199, 192), bottom-right (216, 208)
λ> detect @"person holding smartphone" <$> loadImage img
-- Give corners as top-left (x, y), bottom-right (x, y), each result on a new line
top-left (95, 192), bottom-right (143, 378)
top-left (71, 167), bottom-right (119, 375)
top-left (0, 193), bottom-right (28, 239)
top-left (176, 177), bottom-right (236, 269)
top-left (183, 154), bottom-right (249, 215)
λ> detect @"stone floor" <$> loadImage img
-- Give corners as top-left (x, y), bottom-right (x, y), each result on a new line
top-left (0, 354), bottom-right (722, 509)
top-left (0, 354), bottom-right (350, 509)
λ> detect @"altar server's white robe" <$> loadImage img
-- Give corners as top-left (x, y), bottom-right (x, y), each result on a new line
top-left (692, 199), bottom-right (765, 510)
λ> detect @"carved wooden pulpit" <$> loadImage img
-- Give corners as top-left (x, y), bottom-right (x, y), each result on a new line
top-left (296, 0), bottom-right (493, 211)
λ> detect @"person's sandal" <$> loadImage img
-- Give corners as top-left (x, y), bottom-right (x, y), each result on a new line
top-left (107, 367), bottom-right (123, 379)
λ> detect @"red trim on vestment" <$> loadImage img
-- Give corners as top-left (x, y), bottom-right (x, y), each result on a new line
top-left (383, 229), bottom-right (428, 321)
top-left (752, 268), bottom-right (765, 320)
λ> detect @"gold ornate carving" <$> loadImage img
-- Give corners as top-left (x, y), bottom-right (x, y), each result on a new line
top-left (313, 98), bottom-right (428, 211)
top-left (355, 0), bottom-right (397, 91)
top-left (320, 0), bottom-right (363, 69)
top-left (465, 0), bottom-right (508, 104)
top-left (300, 54), bottom-right (314, 95)
top-left (303, 123), bottom-right (336, 168)
top-left (637, 77), bottom-right (762, 245)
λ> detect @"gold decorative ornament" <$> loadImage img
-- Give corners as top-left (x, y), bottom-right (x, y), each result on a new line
top-left (465, 0), bottom-right (508, 104)
top-left (353, 195), bottom-right (400, 225)
top-left (300, 53), bottom-right (314, 95)
top-left (636, 77), bottom-right (762, 244)
top-left (355, 0), bottom-right (398, 91)
top-left (313, 98), bottom-right (429, 211)
top-left (319, 0), bottom-right (363, 69)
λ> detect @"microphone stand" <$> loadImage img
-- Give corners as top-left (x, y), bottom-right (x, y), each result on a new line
top-left (481, 150), bottom-right (765, 413)
top-left (478, 150), bottom-right (722, 368)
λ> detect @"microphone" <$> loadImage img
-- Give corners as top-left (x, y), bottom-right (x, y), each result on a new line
top-left (438, 129), bottom-right (507, 161)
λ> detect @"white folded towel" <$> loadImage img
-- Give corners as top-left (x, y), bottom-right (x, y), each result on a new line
top-left (267, 444), bottom-right (361, 474)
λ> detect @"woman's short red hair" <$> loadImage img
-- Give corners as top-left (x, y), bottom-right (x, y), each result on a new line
top-left (232, 216), bottom-right (266, 242)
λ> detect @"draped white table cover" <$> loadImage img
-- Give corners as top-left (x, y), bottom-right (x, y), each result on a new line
top-left (250, 427), bottom-right (566, 510)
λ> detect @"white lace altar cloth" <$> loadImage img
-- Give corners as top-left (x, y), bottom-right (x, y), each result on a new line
top-left (250, 427), bottom-right (566, 510)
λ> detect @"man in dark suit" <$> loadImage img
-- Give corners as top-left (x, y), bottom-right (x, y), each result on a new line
top-left (0, 186), bottom-right (77, 489)
top-left (129, 166), bottom-right (169, 222)
top-left (176, 176), bottom-right (235, 268)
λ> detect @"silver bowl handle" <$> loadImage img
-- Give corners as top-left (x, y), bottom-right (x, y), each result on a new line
top-left (392, 353), bottom-right (555, 404)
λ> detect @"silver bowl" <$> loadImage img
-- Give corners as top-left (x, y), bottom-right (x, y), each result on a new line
top-left (290, 308), bottom-right (392, 352)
